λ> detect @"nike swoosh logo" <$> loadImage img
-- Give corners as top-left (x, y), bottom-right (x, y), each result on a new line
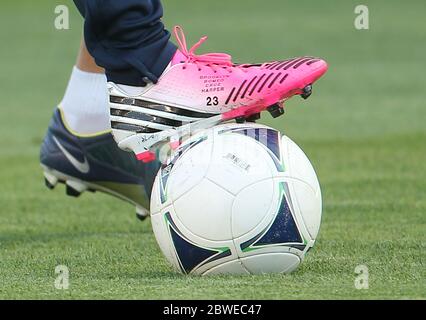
top-left (53, 136), bottom-right (90, 174)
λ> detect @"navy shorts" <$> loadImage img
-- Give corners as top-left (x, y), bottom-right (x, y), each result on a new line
top-left (73, 0), bottom-right (176, 86)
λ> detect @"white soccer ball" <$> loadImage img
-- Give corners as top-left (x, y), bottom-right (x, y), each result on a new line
top-left (150, 123), bottom-right (322, 275)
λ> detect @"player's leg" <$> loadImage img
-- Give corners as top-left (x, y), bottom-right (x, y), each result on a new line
top-left (74, 0), bottom-right (176, 86)
top-left (59, 38), bottom-right (109, 136)
top-left (75, 38), bottom-right (104, 74)
top-left (74, 0), bottom-right (328, 162)
top-left (40, 37), bottom-right (159, 220)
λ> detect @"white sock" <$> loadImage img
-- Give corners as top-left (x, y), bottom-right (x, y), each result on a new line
top-left (60, 66), bottom-right (110, 135)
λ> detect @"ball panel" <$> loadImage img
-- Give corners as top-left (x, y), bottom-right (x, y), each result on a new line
top-left (283, 135), bottom-right (321, 194)
top-left (150, 172), bottom-right (163, 215)
top-left (167, 213), bottom-right (231, 274)
top-left (202, 259), bottom-right (250, 275)
top-left (241, 252), bottom-right (300, 274)
top-left (173, 178), bottom-right (235, 241)
top-left (153, 209), bottom-right (238, 275)
top-left (288, 179), bottom-right (322, 240)
top-left (167, 137), bottom-right (213, 202)
top-left (281, 136), bottom-right (322, 241)
top-left (206, 134), bottom-right (274, 195)
top-left (234, 180), bottom-right (305, 258)
top-left (231, 179), bottom-right (276, 239)
top-left (151, 208), bottom-right (181, 271)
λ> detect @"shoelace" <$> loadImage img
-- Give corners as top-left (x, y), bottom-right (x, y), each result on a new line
top-left (174, 26), bottom-right (235, 71)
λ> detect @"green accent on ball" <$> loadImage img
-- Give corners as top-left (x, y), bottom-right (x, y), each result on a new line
top-left (242, 246), bottom-right (261, 253)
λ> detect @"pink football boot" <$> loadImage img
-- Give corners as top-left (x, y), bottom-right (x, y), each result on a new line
top-left (108, 26), bottom-right (328, 162)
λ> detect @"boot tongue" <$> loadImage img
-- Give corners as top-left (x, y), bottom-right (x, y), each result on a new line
top-left (171, 49), bottom-right (188, 66)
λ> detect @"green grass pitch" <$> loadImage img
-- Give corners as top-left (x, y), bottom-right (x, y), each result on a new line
top-left (0, 0), bottom-right (424, 299)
